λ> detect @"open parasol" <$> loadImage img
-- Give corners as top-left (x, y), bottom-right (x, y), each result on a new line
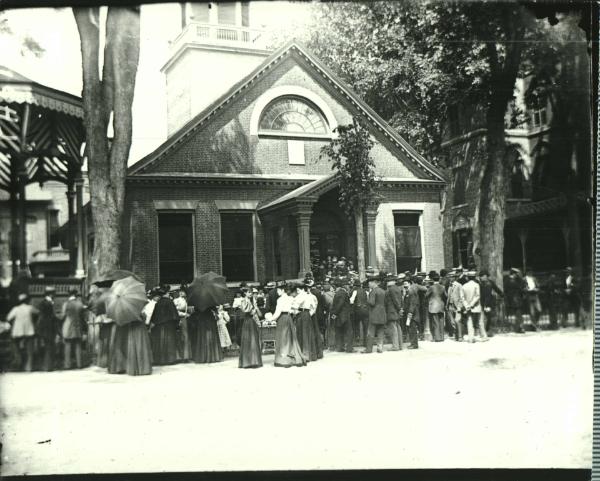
top-left (105, 276), bottom-right (148, 326)
top-left (187, 272), bottom-right (229, 312)
top-left (93, 269), bottom-right (143, 288)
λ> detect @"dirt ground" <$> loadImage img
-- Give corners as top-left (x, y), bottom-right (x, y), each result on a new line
top-left (0, 328), bottom-right (592, 475)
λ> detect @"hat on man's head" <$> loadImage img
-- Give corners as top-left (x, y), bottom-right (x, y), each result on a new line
top-left (265, 281), bottom-right (276, 289)
top-left (479, 269), bottom-right (489, 277)
top-left (397, 273), bottom-right (406, 281)
top-left (44, 286), bottom-right (56, 293)
top-left (467, 270), bottom-right (477, 277)
top-left (565, 266), bottom-right (573, 272)
top-left (18, 293), bottom-right (28, 302)
top-left (353, 279), bottom-right (362, 287)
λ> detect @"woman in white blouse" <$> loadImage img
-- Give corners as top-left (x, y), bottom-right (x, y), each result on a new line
top-left (294, 283), bottom-right (319, 362)
top-left (272, 283), bottom-right (306, 368)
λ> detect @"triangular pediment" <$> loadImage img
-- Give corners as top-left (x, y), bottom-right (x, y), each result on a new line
top-left (128, 41), bottom-right (446, 183)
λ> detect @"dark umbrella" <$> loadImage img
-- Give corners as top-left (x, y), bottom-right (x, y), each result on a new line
top-left (93, 269), bottom-right (143, 288)
top-left (187, 272), bottom-right (229, 311)
top-left (105, 276), bottom-right (148, 326)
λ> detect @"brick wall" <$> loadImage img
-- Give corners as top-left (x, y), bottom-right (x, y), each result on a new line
top-left (143, 56), bottom-right (423, 181)
top-left (374, 188), bottom-right (444, 274)
top-left (124, 183), bottom-right (294, 286)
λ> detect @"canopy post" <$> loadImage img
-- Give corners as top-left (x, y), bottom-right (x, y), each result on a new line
top-left (75, 173), bottom-right (86, 278)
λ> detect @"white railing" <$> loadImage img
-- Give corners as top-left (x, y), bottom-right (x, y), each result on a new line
top-left (170, 22), bottom-right (267, 53)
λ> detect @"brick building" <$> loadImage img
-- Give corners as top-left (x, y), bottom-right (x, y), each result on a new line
top-left (441, 68), bottom-right (592, 278)
top-left (101, 3), bottom-right (447, 287)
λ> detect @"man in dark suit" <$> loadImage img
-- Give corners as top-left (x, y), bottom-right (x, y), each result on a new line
top-left (330, 279), bottom-right (354, 353)
top-left (36, 286), bottom-right (60, 371)
top-left (479, 269), bottom-right (503, 336)
top-left (385, 274), bottom-right (403, 350)
top-left (364, 276), bottom-right (387, 353)
top-left (350, 279), bottom-right (369, 348)
top-left (403, 277), bottom-right (420, 349)
top-left (505, 268), bottom-right (525, 333)
top-left (264, 281), bottom-right (279, 316)
top-left (309, 281), bottom-right (326, 340)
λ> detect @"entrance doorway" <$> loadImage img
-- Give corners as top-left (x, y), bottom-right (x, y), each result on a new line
top-left (309, 210), bottom-right (345, 264)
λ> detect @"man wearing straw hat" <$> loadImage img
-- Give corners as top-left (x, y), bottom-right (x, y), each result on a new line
top-left (463, 271), bottom-right (488, 343)
top-left (6, 292), bottom-right (38, 371)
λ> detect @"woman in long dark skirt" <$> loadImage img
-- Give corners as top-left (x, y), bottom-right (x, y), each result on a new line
top-left (238, 288), bottom-right (262, 369)
top-left (149, 287), bottom-right (179, 366)
top-left (192, 307), bottom-right (223, 363)
top-left (294, 284), bottom-right (319, 362)
top-left (272, 283), bottom-right (306, 368)
top-left (107, 321), bottom-right (127, 374)
top-left (125, 318), bottom-right (152, 376)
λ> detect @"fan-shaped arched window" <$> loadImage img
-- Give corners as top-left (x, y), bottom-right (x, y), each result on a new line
top-left (258, 96), bottom-right (329, 136)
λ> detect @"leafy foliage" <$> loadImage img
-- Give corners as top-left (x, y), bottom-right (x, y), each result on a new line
top-left (0, 12), bottom-right (45, 58)
top-left (319, 119), bottom-right (378, 219)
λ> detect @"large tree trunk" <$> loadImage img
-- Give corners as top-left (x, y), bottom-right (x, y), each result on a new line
top-left (478, 107), bottom-right (509, 290)
top-left (74, 7), bottom-right (140, 282)
top-left (355, 207), bottom-right (366, 281)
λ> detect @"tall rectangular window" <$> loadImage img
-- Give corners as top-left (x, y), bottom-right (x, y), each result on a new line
top-left (158, 212), bottom-right (194, 285)
top-left (241, 2), bottom-right (250, 27)
top-left (217, 2), bottom-right (236, 25)
top-left (221, 213), bottom-right (254, 281)
top-left (394, 213), bottom-right (422, 273)
top-left (47, 209), bottom-right (60, 248)
top-left (190, 3), bottom-right (210, 23)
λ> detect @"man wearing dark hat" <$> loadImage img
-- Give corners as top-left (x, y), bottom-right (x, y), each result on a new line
top-left (479, 269), bottom-right (503, 336)
top-left (505, 268), bottom-right (525, 333)
top-left (446, 271), bottom-right (465, 341)
top-left (425, 272), bottom-right (446, 342)
top-left (403, 277), bottom-right (420, 349)
top-left (61, 288), bottom-right (86, 369)
top-left (36, 286), bottom-right (60, 371)
top-left (414, 273), bottom-right (428, 340)
top-left (265, 281), bottom-right (280, 316)
top-left (384, 274), bottom-right (403, 350)
top-left (365, 275), bottom-right (387, 353)
top-left (330, 278), bottom-right (353, 353)
top-left (350, 278), bottom-right (369, 348)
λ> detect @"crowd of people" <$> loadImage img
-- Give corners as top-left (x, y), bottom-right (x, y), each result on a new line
top-left (0, 262), bottom-right (585, 375)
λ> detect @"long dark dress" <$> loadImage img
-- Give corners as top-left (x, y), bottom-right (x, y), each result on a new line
top-left (238, 312), bottom-right (262, 369)
top-left (296, 310), bottom-right (318, 362)
top-left (97, 321), bottom-right (113, 368)
top-left (275, 313), bottom-right (306, 367)
top-left (149, 297), bottom-right (179, 366)
top-left (192, 309), bottom-right (223, 364)
top-left (126, 321), bottom-right (152, 376)
top-left (108, 323), bottom-right (127, 374)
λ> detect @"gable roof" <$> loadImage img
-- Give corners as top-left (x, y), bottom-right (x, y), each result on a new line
top-left (128, 40), bottom-right (446, 182)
